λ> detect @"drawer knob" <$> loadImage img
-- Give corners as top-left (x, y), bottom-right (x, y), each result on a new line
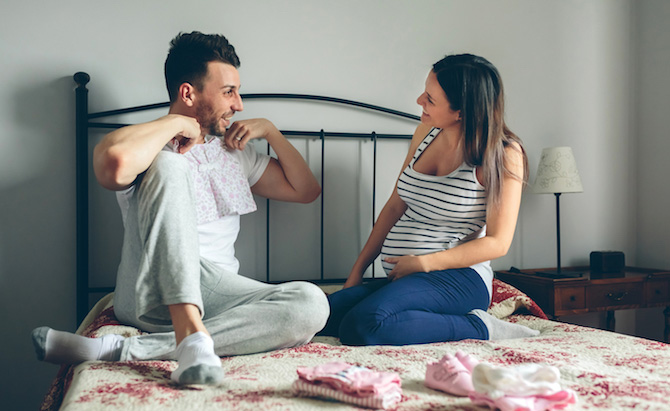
top-left (607, 291), bottom-right (628, 301)
top-left (570, 296), bottom-right (576, 302)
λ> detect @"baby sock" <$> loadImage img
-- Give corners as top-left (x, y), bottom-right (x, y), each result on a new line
top-left (469, 310), bottom-right (540, 340)
top-left (455, 350), bottom-right (479, 373)
top-left (425, 353), bottom-right (475, 396)
top-left (32, 326), bottom-right (124, 364)
top-left (171, 331), bottom-right (225, 385)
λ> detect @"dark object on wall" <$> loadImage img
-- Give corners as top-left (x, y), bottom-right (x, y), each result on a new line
top-left (590, 251), bottom-right (625, 273)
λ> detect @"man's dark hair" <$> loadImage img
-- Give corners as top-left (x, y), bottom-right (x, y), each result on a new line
top-left (164, 31), bottom-right (240, 102)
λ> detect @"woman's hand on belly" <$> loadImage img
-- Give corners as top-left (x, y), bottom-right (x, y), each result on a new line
top-left (385, 255), bottom-right (431, 281)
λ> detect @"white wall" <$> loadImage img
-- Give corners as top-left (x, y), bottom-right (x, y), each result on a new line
top-left (634, 0), bottom-right (670, 342)
top-left (1, 0), bottom-right (664, 409)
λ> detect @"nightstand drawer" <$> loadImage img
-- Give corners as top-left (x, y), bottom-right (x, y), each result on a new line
top-left (646, 280), bottom-right (670, 304)
top-left (557, 287), bottom-right (585, 311)
top-left (587, 283), bottom-right (643, 308)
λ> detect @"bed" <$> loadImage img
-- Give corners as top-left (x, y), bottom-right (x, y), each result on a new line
top-left (40, 72), bottom-right (670, 410)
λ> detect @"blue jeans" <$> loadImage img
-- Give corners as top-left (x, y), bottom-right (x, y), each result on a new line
top-left (321, 268), bottom-right (490, 345)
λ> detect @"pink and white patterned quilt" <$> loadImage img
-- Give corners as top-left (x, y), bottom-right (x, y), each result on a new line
top-left (40, 280), bottom-right (670, 410)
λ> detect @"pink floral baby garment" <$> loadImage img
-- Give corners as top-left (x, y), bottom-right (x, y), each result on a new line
top-left (170, 137), bottom-right (257, 225)
top-left (293, 361), bottom-right (402, 409)
top-left (469, 362), bottom-right (578, 410)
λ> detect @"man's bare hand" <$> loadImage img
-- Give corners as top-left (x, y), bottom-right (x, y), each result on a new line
top-left (172, 115), bottom-right (202, 154)
top-left (224, 118), bottom-right (276, 151)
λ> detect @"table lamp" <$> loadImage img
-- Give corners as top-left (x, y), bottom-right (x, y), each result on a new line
top-left (532, 147), bottom-right (584, 277)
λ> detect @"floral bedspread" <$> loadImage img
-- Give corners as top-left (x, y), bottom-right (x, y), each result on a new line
top-left (40, 280), bottom-right (670, 410)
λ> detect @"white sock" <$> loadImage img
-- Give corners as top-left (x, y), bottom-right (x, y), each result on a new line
top-left (32, 326), bottom-right (124, 364)
top-left (470, 310), bottom-right (540, 340)
top-left (171, 332), bottom-right (224, 385)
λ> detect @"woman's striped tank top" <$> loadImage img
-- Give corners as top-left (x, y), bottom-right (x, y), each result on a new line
top-left (380, 127), bottom-right (488, 274)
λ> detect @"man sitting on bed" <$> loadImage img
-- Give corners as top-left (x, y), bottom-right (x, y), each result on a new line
top-left (32, 31), bottom-right (330, 386)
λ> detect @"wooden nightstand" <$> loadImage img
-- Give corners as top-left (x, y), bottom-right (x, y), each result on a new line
top-left (495, 266), bottom-right (670, 342)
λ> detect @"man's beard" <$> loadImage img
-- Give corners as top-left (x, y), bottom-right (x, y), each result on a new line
top-left (195, 104), bottom-right (226, 137)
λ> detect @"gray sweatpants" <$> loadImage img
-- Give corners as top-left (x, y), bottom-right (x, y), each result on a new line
top-left (112, 151), bottom-right (330, 361)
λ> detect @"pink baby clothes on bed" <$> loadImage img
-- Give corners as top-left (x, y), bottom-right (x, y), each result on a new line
top-left (293, 362), bottom-right (402, 409)
top-left (469, 362), bottom-right (578, 410)
top-left (425, 351), bottom-right (477, 396)
top-left (293, 379), bottom-right (402, 410)
top-left (168, 136), bottom-right (257, 225)
top-left (469, 390), bottom-right (578, 411)
top-left (472, 362), bottom-right (564, 398)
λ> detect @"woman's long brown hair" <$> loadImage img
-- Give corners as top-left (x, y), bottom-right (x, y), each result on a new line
top-left (433, 54), bottom-right (528, 208)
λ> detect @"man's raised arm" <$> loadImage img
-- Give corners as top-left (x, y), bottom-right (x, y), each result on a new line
top-left (93, 114), bottom-right (201, 191)
top-left (224, 118), bottom-right (320, 203)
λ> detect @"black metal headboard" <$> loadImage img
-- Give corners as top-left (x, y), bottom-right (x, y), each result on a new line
top-left (74, 71), bottom-right (419, 325)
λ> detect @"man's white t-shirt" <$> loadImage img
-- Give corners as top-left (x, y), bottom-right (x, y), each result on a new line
top-left (116, 137), bottom-right (271, 274)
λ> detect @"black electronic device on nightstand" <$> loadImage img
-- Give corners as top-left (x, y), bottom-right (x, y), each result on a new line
top-left (590, 251), bottom-right (625, 277)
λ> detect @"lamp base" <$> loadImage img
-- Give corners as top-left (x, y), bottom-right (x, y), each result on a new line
top-left (535, 270), bottom-right (584, 279)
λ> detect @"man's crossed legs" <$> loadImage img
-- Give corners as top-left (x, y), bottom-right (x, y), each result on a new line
top-left (33, 152), bottom-right (329, 385)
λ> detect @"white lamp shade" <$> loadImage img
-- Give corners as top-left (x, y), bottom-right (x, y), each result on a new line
top-left (532, 147), bottom-right (583, 194)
